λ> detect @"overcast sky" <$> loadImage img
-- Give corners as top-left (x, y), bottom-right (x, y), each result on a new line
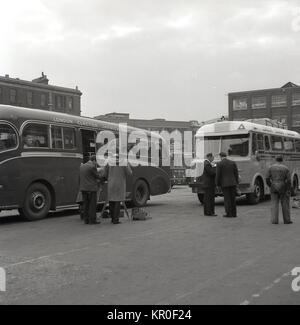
top-left (1, 0), bottom-right (300, 122)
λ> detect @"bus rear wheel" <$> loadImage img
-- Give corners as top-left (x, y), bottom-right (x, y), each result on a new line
top-left (197, 193), bottom-right (204, 204)
top-left (291, 176), bottom-right (299, 197)
top-left (20, 182), bottom-right (52, 221)
top-left (132, 179), bottom-right (149, 207)
top-left (246, 178), bottom-right (263, 205)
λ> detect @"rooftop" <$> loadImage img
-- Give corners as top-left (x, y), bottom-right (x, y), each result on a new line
top-left (228, 82), bottom-right (300, 95)
top-left (0, 73), bottom-right (82, 95)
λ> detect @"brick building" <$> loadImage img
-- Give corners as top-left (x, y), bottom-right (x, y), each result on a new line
top-left (0, 73), bottom-right (82, 116)
top-left (228, 82), bottom-right (300, 132)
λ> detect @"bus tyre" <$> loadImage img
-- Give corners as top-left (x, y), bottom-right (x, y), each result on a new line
top-left (20, 183), bottom-right (51, 221)
top-left (197, 193), bottom-right (204, 204)
top-left (291, 176), bottom-right (299, 197)
top-left (246, 178), bottom-right (263, 205)
top-left (132, 179), bottom-right (149, 207)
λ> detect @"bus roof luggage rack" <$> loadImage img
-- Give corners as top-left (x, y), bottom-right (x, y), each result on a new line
top-left (245, 118), bottom-right (287, 129)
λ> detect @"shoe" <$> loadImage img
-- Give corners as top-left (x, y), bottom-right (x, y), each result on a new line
top-left (84, 220), bottom-right (89, 224)
top-left (90, 221), bottom-right (101, 225)
top-left (223, 215), bottom-right (234, 218)
top-left (284, 221), bottom-right (293, 224)
top-left (272, 222), bottom-right (279, 225)
top-left (211, 214), bottom-right (218, 217)
top-left (112, 220), bottom-right (121, 224)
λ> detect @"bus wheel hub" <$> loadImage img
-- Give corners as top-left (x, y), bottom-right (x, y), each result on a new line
top-left (31, 192), bottom-right (46, 210)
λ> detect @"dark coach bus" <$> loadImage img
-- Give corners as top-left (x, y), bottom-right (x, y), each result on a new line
top-left (0, 105), bottom-right (171, 221)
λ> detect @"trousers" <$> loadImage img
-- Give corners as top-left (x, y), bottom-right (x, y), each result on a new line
top-left (271, 192), bottom-right (291, 224)
top-left (82, 191), bottom-right (97, 223)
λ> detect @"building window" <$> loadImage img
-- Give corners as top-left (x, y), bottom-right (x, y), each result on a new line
top-left (23, 123), bottom-right (49, 148)
top-left (271, 94), bottom-right (287, 107)
top-left (252, 96), bottom-right (266, 109)
top-left (27, 91), bottom-right (33, 106)
top-left (233, 98), bottom-right (247, 111)
top-left (10, 89), bottom-right (17, 104)
top-left (68, 98), bottom-right (73, 111)
top-left (292, 93), bottom-right (300, 106)
top-left (41, 94), bottom-right (47, 107)
top-left (56, 95), bottom-right (62, 110)
top-left (292, 113), bottom-right (300, 127)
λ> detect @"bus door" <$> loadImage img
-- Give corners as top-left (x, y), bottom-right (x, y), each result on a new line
top-left (81, 129), bottom-right (96, 163)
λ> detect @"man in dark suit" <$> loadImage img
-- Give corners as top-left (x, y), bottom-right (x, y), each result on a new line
top-left (79, 155), bottom-right (101, 224)
top-left (202, 153), bottom-right (217, 216)
top-left (216, 152), bottom-right (239, 218)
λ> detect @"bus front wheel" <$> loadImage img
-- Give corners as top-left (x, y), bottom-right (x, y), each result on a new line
top-left (20, 182), bottom-right (52, 221)
top-left (132, 179), bottom-right (149, 207)
top-left (246, 178), bottom-right (263, 205)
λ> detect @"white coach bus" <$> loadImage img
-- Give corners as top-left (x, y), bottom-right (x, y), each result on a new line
top-left (187, 120), bottom-right (300, 204)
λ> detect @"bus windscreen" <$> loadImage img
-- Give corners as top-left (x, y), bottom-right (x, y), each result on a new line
top-left (200, 134), bottom-right (250, 157)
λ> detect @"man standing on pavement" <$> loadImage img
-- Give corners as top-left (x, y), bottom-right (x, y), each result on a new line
top-left (79, 155), bottom-right (101, 225)
top-left (266, 156), bottom-right (293, 225)
top-left (202, 153), bottom-right (217, 216)
top-left (216, 152), bottom-right (239, 218)
top-left (104, 153), bottom-right (132, 224)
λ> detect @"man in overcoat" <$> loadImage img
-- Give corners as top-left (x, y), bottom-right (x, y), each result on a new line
top-left (104, 154), bottom-right (132, 224)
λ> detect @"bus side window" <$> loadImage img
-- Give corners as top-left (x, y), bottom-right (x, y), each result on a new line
top-left (257, 134), bottom-right (264, 151)
top-left (264, 135), bottom-right (270, 151)
top-left (284, 138), bottom-right (295, 152)
top-left (271, 136), bottom-right (283, 151)
top-left (63, 127), bottom-right (76, 150)
top-left (51, 126), bottom-right (63, 149)
top-left (252, 133), bottom-right (257, 154)
top-left (0, 124), bottom-right (18, 152)
top-left (295, 139), bottom-right (300, 152)
top-left (23, 123), bottom-right (49, 148)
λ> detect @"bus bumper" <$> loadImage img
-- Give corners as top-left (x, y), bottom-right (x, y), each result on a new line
top-left (189, 182), bottom-right (251, 195)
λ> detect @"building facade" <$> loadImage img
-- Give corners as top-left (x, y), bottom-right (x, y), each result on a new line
top-left (228, 82), bottom-right (300, 133)
top-left (0, 73), bottom-right (82, 116)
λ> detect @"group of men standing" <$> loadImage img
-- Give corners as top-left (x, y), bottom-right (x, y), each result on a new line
top-left (79, 154), bottom-right (132, 225)
top-left (202, 152), bottom-right (293, 224)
